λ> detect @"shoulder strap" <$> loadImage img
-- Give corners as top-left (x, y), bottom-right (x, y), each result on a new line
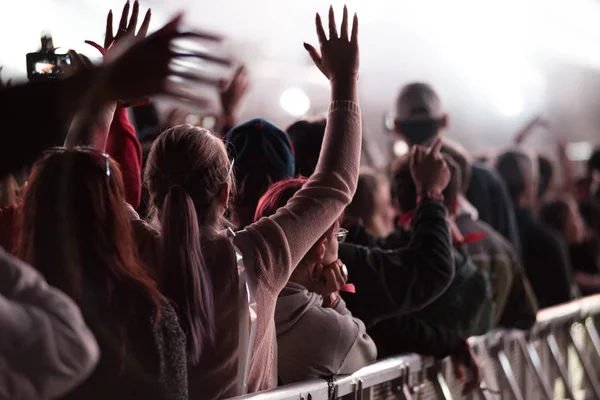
top-left (227, 228), bottom-right (258, 396)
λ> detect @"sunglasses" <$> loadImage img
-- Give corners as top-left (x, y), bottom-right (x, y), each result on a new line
top-left (336, 228), bottom-right (348, 243)
top-left (45, 146), bottom-right (111, 177)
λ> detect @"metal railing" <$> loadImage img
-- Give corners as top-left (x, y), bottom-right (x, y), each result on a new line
top-left (230, 295), bottom-right (600, 400)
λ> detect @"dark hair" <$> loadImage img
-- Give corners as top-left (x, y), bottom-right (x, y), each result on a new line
top-left (392, 154), bottom-right (460, 213)
top-left (494, 149), bottom-right (536, 204)
top-left (286, 117), bottom-right (326, 177)
top-left (17, 150), bottom-right (163, 352)
top-left (144, 125), bottom-right (234, 365)
top-left (441, 139), bottom-right (472, 193)
top-left (396, 120), bottom-right (442, 146)
top-left (537, 154), bottom-right (554, 200)
top-left (346, 167), bottom-right (388, 223)
top-left (254, 176), bottom-right (338, 240)
top-left (539, 198), bottom-right (571, 235)
top-left (226, 118), bottom-right (295, 228)
top-left (588, 148), bottom-right (600, 174)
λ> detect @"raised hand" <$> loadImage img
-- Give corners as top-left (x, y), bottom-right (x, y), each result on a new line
top-left (303, 5), bottom-right (359, 82)
top-left (61, 50), bottom-right (93, 78)
top-left (219, 66), bottom-right (249, 117)
top-left (85, 0), bottom-right (152, 56)
top-left (410, 137), bottom-right (451, 194)
top-left (310, 259), bottom-right (348, 298)
top-left (102, 14), bottom-right (229, 104)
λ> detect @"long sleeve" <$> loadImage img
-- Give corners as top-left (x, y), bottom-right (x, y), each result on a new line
top-left (0, 248), bottom-right (99, 400)
top-left (339, 200), bottom-right (454, 328)
top-left (243, 101), bottom-right (361, 294)
top-left (332, 300), bottom-right (377, 375)
top-left (277, 296), bottom-right (376, 384)
top-left (368, 314), bottom-right (466, 360)
top-left (106, 107), bottom-right (142, 209)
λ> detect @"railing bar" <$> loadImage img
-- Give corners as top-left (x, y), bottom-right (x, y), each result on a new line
top-left (569, 326), bottom-right (600, 399)
top-left (546, 332), bottom-right (576, 400)
top-left (584, 317), bottom-right (600, 363)
top-left (515, 335), bottom-right (553, 400)
top-left (497, 350), bottom-right (525, 400)
top-left (433, 372), bottom-right (454, 400)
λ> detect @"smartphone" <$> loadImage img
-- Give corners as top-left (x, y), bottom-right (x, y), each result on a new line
top-left (26, 52), bottom-right (70, 80)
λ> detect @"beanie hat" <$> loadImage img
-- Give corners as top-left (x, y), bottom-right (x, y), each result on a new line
top-left (225, 118), bottom-right (295, 183)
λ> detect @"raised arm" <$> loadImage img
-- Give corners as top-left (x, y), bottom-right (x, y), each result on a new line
top-left (0, 248), bottom-right (99, 400)
top-left (244, 6), bottom-right (361, 292)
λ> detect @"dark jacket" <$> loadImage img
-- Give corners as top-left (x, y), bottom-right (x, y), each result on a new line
top-left (368, 314), bottom-right (466, 360)
top-left (367, 248), bottom-right (493, 360)
top-left (411, 248), bottom-right (493, 337)
top-left (339, 199), bottom-right (454, 328)
top-left (456, 214), bottom-right (538, 329)
top-left (466, 162), bottom-right (521, 255)
top-left (515, 207), bottom-right (574, 308)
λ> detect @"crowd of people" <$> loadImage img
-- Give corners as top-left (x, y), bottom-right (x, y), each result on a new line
top-left (3, 2), bottom-right (600, 399)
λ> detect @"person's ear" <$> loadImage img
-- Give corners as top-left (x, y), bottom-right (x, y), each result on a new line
top-left (219, 182), bottom-right (230, 208)
top-left (440, 114), bottom-right (449, 129)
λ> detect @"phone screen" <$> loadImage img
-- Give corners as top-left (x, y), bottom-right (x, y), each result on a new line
top-left (26, 53), bottom-right (70, 80)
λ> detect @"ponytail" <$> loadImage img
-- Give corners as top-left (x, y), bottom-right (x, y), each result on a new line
top-left (160, 185), bottom-right (215, 365)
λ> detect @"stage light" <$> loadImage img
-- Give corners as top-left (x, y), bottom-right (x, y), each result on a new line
top-left (280, 87), bottom-right (310, 117)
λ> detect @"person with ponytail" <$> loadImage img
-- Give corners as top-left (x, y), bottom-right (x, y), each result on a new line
top-left (142, 7), bottom-right (361, 399)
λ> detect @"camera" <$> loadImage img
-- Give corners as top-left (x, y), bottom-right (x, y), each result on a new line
top-left (26, 33), bottom-right (70, 81)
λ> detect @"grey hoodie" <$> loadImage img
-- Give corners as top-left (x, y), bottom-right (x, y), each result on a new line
top-left (275, 282), bottom-right (377, 384)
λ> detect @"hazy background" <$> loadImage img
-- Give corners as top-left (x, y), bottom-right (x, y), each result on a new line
top-left (3, 0), bottom-right (600, 169)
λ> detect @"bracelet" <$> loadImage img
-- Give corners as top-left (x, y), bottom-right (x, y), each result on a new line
top-left (417, 190), bottom-right (444, 204)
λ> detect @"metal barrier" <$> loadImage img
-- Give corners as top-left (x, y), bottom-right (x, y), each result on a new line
top-left (230, 295), bottom-right (600, 400)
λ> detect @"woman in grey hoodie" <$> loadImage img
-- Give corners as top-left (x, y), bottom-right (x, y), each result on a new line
top-left (255, 178), bottom-right (377, 385)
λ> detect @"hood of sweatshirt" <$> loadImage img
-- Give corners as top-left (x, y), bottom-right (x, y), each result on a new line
top-left (275, 282), bottom-right (322, 336)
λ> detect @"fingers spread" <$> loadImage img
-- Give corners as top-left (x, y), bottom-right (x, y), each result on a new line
top-left (340, 5), bottom-right (349, 40)
top-left (138, 9), bottom-right (152, 39)
top-left (118, 1), bottom-right (131, 32)
top-left (328, 5), bottom-right (338, 39)
top-left (303, 42), bottom-right (322, 66)
top-left (315, 13), bottom-right (327, 44)
top-left (85, 40), bottom-right (107, 56)
top-left (129, 0), bottom-right (139, 34)
top-left (351, 13), bottom-right (359, 43)
top-left (105, 10), bottom-right (114, 49)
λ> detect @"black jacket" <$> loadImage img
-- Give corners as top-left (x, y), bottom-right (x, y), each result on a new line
top-left (466, 162), bottom-right (521, 256)
top-left (515, 207), bottom-right (574, 308)
top-left (339, 199), bottom-right (454, 328)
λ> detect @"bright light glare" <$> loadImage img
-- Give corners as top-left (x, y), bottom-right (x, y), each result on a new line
top-left (567, 142), bottom-right (593, 161)
top-left (393, 140), bottom-right (409, 157)
top-left (280, 88), bottom-right (310, 117)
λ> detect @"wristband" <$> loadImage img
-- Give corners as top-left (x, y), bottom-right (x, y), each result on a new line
top-left (417, 190), bottom-right (444, 204)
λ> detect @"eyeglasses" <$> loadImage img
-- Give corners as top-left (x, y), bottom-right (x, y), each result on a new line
top-left (45, 146), bottom-right (111, 177)
top-left (336, 228), bottom-right (348, 243)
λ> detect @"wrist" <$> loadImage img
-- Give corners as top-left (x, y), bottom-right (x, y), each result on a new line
top-left (330, 76), bottom-right (359, 103)
top-left (417, 189), bottom-right (444, 204)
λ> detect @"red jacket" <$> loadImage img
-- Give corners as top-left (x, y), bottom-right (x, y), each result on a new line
top-left (0, 106), bottom-right (142, 254)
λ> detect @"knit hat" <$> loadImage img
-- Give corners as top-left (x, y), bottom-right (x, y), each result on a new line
top-left (395, 82), bottom-right (444, 122)
top-left (225, 118), bottom-right (295, 182)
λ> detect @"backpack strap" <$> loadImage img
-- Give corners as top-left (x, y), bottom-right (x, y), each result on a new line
top-left (227, 228), bottom-right (258, 396)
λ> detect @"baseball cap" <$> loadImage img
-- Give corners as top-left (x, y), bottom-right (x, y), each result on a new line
top-left (225, 118), bottom-right (295, 183)
top-left (395, 83), bottom-right (444, 122)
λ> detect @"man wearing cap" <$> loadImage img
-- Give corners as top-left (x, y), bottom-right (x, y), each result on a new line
top-left (393, 83), bottom-right (521, 254)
